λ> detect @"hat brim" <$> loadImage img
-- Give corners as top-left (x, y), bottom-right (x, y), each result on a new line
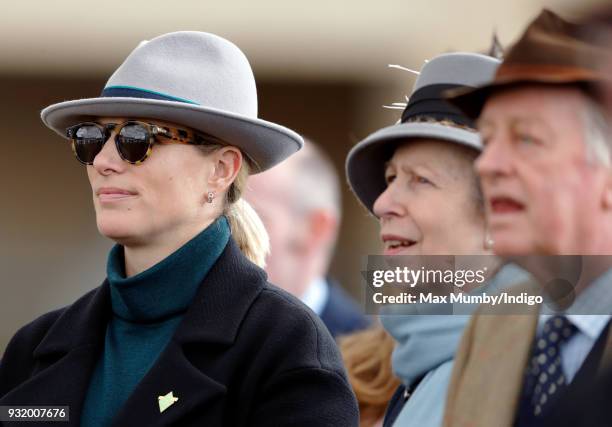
top-left (346, 122), bottom-right (481, 214)
top-left (446, 73), bottom-right (605, 120)
top-left (41, 97), bottom-right (304, 173)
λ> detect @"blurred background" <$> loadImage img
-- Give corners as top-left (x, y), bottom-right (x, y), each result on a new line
top-left (1, 0), bottom-right (608, 353)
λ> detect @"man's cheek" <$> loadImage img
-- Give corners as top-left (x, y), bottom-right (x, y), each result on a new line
top-left (519, 165), bottom-right (566, 208)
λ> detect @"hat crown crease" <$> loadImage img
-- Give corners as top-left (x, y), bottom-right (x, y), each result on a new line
top-left (106, 31), bottom-right (258, 118)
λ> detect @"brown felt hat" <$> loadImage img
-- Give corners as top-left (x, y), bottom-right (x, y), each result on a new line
top-left (447, 9), bottom-right (612, 119)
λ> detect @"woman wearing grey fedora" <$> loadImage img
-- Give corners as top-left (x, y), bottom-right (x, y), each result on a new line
top-left (0, 32), bottom-right (358, 426)
top-left (345, 52), bottom-right (524, 427)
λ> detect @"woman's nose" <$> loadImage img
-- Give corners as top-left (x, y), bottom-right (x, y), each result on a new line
top-left (373, 184), bottom-right (406, 219)
top-left (91, 132), bottom-right (125, 175)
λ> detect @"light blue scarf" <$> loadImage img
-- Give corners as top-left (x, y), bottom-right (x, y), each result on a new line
top-left (381, 263), bottom-right (528, 427)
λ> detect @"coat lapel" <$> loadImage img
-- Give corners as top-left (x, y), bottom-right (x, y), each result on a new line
top-left (0, 285), bottom-right (111, 426)
top-left (110, 340), bottom-right (227, 427)
top-left (445, 311), bottom-right (539, 427)
top-left (443, 279), bottom-right (541, 427)
top-left (0, 346), bottom-right (101, 426)
top-left (111, 239), bottom-right (267, 426)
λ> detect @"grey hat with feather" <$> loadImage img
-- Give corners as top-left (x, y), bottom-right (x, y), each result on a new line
top-left (346, 52), bottom-right (500, 214)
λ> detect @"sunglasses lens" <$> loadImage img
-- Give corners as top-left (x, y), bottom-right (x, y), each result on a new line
top-left (117, 123), bottom-right (150, 163)
top-left (73, 124), bottom-right (106, 164)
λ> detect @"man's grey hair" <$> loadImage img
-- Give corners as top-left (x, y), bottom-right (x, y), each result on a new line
top-left (582, 96), bottom-right (612, 167)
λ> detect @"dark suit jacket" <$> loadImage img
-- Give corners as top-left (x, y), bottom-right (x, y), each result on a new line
top-left (540, 366), bottom-right (612, 427)
top-left (0, 239), bottom-right (359, 426)
top-left (539, 322), bottom-right (611, 427)
top-left (320, 281), bottom-right (370, 339)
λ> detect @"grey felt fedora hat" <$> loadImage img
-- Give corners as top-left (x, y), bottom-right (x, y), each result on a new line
top-left (41, 31), bottom-right (303, 173)
top-left (346, 52), bottom-right (500, 214)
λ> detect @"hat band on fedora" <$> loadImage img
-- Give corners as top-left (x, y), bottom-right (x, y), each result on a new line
top-left (101, 85), bottom-right (200, 105)
top-left (494, 63), bottom-right (607, 83)
top-left (401, 83), bottom-right (475, 128)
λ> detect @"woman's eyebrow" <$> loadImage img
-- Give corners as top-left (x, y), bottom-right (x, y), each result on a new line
top-left (400, 162), bottom-right (439, 179)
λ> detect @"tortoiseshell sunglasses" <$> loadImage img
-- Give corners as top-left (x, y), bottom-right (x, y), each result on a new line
top-left (66, 120), bottom-right (218, 165)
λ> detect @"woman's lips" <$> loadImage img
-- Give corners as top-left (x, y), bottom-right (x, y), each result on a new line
top-left (383, 245), bottom-right (418, 256)
top-left (490, 197), bottom-right (525, 214)
top-left (99, 193), bottom-right (137, 202)
top-left (97, 187), bottom-right (138, 202)
top-left (381, 234), bottom-right (417, 255)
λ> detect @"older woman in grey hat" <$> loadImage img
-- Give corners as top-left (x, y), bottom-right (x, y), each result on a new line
top-left (345, 52), bottom-right (524, 427)
top-left (0, 31), bottom-right (358, 427)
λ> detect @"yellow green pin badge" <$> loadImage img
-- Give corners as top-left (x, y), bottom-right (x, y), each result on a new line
top-left (158, 391), bottom-right (179, 413)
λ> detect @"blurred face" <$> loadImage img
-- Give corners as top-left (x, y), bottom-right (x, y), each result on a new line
top-left (373, 139), bottom-right (485, 255)
top-left (86, 117), bottom-right (217, 247)
top-left (245, 165), bottom-right (310, 295)
top-left (477, 86), bottom-right (611, 255)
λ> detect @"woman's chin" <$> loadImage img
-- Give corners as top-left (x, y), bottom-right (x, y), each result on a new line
top-left (96, 219), bottom-right (141, 244)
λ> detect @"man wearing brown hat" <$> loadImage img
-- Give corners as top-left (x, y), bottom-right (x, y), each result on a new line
top-left (441, 10), bottom-right (612, 427)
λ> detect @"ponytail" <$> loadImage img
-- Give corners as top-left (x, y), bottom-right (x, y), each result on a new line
top-left (224, 198), bottom-right (270, 268)
top-left (223, 155), bottom-right (269, 268)
top-left (197, 141), bottom-right (270, 268)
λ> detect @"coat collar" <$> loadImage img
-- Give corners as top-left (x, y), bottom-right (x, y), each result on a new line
top-left (33, 238), bottom-right (266, 358)
top-left (5, 238), bottom-right (267, 426)
top-left (172, 238), bottom-right (267, 345)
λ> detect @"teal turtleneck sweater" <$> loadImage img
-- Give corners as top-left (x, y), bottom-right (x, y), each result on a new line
top-left (80, 216), bottom-right (230, 427)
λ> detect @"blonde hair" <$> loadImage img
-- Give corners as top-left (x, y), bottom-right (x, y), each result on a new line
top-left (198, 142), bottom-right (270, 268)
top-left (339, 326), bottom-right (401, 427)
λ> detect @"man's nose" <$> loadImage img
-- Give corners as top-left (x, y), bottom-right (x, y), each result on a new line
top-left (475, 137), bottom-right (513, 179)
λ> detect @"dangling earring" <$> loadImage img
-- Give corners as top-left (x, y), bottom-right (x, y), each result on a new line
top-left (484, 233), bottom-right (494, 250)
top-left (207, 191), bottom-right (215, 204)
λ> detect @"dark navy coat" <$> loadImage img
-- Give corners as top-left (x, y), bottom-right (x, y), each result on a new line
top-left (0, 239), bottom-right (359, 426)
top-left (320, 281), bottom-right (370, 339)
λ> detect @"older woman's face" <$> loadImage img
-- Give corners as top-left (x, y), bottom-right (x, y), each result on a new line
top-left (86, 117), bottom-right (216, 246)
top-left (373, 139), bottom-right (485, 255)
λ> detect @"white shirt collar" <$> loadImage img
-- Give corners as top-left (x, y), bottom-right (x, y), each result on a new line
top-left (539, 267), bottom-right (612, 339)
top-left (567, 315), bottom-right (611, 340)
top-left (540, 314), bottom-right (611, 340)
top-left (300, 277), bottom-right (329, 316)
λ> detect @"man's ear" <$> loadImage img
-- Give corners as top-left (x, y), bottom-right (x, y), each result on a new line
top-left (208, 147), bottom-right (243, 193)
top-left (305, 209), bottom-right (339, 252)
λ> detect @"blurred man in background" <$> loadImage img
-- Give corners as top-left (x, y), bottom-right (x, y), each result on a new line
top-left (245, 140), bottom-right (370, 338)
